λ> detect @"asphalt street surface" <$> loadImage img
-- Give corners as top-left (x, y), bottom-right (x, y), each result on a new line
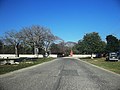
top-left (0, 58), bottom-right (120, 90)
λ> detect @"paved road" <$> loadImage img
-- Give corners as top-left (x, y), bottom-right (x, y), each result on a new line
top-left (0, 58), bottom-right (120, 90)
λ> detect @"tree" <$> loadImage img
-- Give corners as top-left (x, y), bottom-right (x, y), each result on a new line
top-left (2, 25), bottom-right (60, 55)
top-left (20, 25), bottom-right (45, 54)
top-left (77, 32), bottom-right (106, 58)
top-left (50, 43), bottom-right (60, 54)
top-left (4, 31), bottom-right (22, 57)
top-left (72, 44), bottom-right (80, 54)
top-left (50, 41), bottom-right (67, 56)
top-left (83, 32), bottom-right (105, 53)
top-left (43, 29), bottom-right (57, 56)
top-left (73, 40), bottom-right (86, 54)
top-left (119, 40), bottom-right (120, 51)
top-left (99, 41), bottom-right (106, 53)
top-left (0, 39), bottom-right (3, 53)
top-left (106, 35), bottom-right (119, 52)
top-left (50, 41), bottom-right (73, 56)
top-left (20, 25), bottom-right (60, 56)
top-left (58, 41), bottom-right (66, 55)
top-left (3, 45), bottom-right (15, 54)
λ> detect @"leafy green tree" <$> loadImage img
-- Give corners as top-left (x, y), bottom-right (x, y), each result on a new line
top-left (72, 44), bottom-right (80, 54)
top-left (100, 41), bottom-right (106, 53)
top-left (78, 40), bottom-right (86, 54)
top-left (83, 32), bottom-right (105, 54)
top-left (106, 35), bottom-right (119, 52)
top-left (76, 32), bottom-right (106, 58)
top-left (73, 40), bottom-right (85, 54)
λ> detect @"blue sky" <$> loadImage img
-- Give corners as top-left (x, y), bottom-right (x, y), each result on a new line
top-left (0, 0), bottom-right (120, 42)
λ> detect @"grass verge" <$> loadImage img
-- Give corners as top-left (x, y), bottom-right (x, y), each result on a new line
top-left (0, 58), bottom-right (54, 75)
top-left (81, 58), bottom-right (120, 74)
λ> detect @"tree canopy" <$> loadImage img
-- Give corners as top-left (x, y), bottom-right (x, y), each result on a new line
top-left (1, 25), bottom-right (60, 56)
top-left (106, 35), bottom-right (119, 52)
top-left (75, 32), bottom-right (106, 54)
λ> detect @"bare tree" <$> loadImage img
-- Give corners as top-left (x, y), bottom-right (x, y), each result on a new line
top-left (43, 29), bottom-right (57, 56)
top-left (20, 27), bottom-right (37, 54)
top-left (20, 25), bottom-right (56, 56)
top-left (3, 25), bottom-right (61, 56)
top-left (58, 41), bottom-right (66, 55)
top-left (4, 30), bottom-right (22, 57)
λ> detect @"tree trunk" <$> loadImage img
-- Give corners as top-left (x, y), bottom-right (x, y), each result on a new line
top-left (15, 43), bottom-right (19, 57)
top-left (34, 47), bottom-right (39, 56)
top-left (91, 53), bottom-right (93, 59)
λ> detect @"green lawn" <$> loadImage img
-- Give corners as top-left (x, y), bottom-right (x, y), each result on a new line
top-left (0, 58), bottom-right (54, 75)
top-left (81, 58), bottom-right (120, 74)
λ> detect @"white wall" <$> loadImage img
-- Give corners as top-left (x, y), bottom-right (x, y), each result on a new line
top-left (71, 54), bottom-right (96, 58)
top-left (19, 54), bottom-right (43, 58)
top-left (0, 54), bottom-right (96, 58)
top-left (0, 54), bottom-right (43, 59)
top-left (0, 54), bottom-right (57, 58)
top-left (49, 54), bottom-right (57, 58)
top-left (0, 54), bottom-right (16, 59)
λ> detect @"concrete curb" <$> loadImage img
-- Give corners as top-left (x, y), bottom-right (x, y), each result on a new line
top-left (73, 58), bottom-right (120, 77)
top-left (0, 58), bottom-right (58, 78)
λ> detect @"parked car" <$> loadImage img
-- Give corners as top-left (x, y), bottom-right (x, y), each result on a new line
top-left (106, 52), bottom-right (119, 61)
